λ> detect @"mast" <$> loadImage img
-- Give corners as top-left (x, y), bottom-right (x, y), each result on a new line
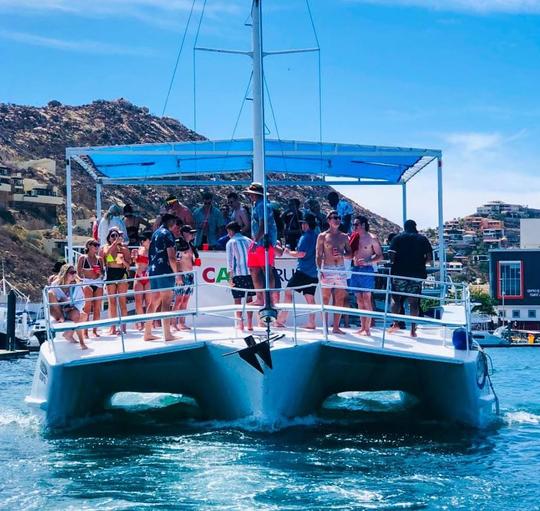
top-left (251, 0), bottom-right (266, 184)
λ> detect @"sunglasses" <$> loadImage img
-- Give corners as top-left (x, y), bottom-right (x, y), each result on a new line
top-left (110, 233), bottom-right (122, 238)
top-left (68, 269), bottom-right (77, 275)
top-left (353, 222), bottom-right (361, 227)
top-left (329, 216), bottom-right (341, 220)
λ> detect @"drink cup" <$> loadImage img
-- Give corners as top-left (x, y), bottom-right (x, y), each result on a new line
top-left (92, 265), bottom-right (101, 276)
top-left (194, 258), bottom-right (202, 267)
top-left (332, 247), bottom-right (339, 257)
top-left (202, 243), bottom-right (209, 251)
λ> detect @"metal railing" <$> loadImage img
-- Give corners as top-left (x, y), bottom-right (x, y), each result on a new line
top-left (42, 268), bottom-right (471, 362)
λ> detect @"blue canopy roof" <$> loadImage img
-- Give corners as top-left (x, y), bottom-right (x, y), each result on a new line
top-left (67, 138), bottom-right (441, 186)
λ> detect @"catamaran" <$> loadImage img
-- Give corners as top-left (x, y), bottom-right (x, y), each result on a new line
top-left (27, 0), bottom-right (499, 429)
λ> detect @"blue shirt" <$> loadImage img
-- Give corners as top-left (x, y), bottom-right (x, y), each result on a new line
top-left (337, 198), bottom-right (354, 233)
top-left (296, 229), bottom-right (318, 278)
top-left (193, 206), bottom-right (225, 247)
top-left (149, 226), bottom-right (175, 276)
top-left (251, 198), bottom-right (277, 246)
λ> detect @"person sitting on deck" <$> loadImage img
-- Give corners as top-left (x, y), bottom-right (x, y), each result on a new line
top-left (349, 216), bottom-right (383, 336)
top-left (276, 213), bottom-right (319, 330)
top-left (144, 214), bottom-right (179, 342)
top-left (102, 227), bottom-right (131, 335)
top-left (316, 210), bottom-right (352, 334)
top-left (172, 224), bottom-right (198, 331)
top-left (387, 219), bottom-right (433, 338)
top-left (48, 264), bottom-right (87, 350)
top-left (77, 238), bottom-right (104, 338)
top-left (245, 182), bottom-right (277, 306)
top-left (132, 230), bottom-right (152, 331)
top-left (225, 221), bottom-right (255, 332)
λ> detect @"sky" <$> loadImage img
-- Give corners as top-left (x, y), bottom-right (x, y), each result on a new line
top-left (1, 0), bottom-right (539, 228)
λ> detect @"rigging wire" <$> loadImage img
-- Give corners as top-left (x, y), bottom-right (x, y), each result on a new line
top-left (263, 74), bottom-right (288, 175)
top-left (305, 0), bottom-right (323, 175)
top-left (161, 0), bottom-right (197, 117)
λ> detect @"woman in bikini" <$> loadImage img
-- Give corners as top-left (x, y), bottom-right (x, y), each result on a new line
top-left (132, 230), bottom-right (152, 330)
top-left (77, 238), bottom-right (104, 338)
top-left (48, 264), bottom-right (88, 350)
top-left (102, 227), bottom-right (131, 335)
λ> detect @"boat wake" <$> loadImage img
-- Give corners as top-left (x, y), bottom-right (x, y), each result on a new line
top-left (504, 410), bottom-right (540, 425)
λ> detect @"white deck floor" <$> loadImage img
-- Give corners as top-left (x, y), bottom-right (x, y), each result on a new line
top-left (47, 320), bottom-right (465, 366)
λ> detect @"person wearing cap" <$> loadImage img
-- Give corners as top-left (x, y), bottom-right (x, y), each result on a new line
top-left (144, 213), bottom-right (179, 342)
top-left (316, 210), bottom-right (352, 334)
top-left (172, 223), bottom-right (198, 331)
top-left (166, 194), bottom-right (194, 226)
top-left (225, 221), bottom-right (255, 331)
top-left (193, 191), bottom-right (225, 250)
top-left (349, 215), bottom-right (383, 336)
top-left (276, 213), bottom-right (319, 329)
top-left (387, 219), bottom-right (433, 337)
top-left (244, 182), bottom-right (278, 305)
top-left (97, 204), bottom-right (127, 246)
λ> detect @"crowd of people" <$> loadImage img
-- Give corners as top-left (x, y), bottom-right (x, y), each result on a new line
top-left (47, 185), bottom-right (433, 347)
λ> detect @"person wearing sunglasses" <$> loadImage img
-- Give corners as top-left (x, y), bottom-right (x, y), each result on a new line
top-left (77, 238), bottom-right (104, 338)
top-left (48, 264), bottom-right (87, 349)
top-left (349, 216), bottom-right (383, 336)
top-left (316, 210), bottom-right (352, 334)
top-left (193, 191), bottom-right (225, 250)
top-left (102, 227), bottom-right (131, 335)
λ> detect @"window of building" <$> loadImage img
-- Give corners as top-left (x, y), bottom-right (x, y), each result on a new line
top-left (497, 261), bottom-right (523, 299)
top-left (528, 310), bottom-right (537, 319)
top-left (512, 310), bottom-right (520, 319)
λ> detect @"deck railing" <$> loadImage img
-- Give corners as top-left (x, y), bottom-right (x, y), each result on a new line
top-left (42, 268), bottom-right (470, 362)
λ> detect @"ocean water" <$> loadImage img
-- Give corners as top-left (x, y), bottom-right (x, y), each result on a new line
top-left (1, 349), bottom-right (539, 510)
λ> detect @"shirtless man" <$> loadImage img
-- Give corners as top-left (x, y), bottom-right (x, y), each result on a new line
top-left (173, 224), bottom-right (197, 331)
top-left (350, 216), bottom-right (383, 336)
top-left (316, 210), bottom-right (352, 334)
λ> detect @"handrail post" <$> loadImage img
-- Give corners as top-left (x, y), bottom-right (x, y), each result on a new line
top-left (115, 293), bottom-right (125, 353)
top-left (317, 278), bottom-right (328, 341)
top-left (43, 286), bottom-right (58, 360)
top-left (192, 271), bottom-right (198, 344)
top-left (292, 290), bottom-right (298, 346)
top-left (381, 273), bottom-right (392, 349)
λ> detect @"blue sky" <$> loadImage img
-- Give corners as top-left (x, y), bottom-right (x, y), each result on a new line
top-left (1, 0), bottom-right (539, 228)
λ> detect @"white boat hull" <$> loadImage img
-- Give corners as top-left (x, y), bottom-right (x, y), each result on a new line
top-left (28, 328), bottom-right (497, 429)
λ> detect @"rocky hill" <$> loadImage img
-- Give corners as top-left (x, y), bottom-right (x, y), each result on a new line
top-left (0, 99), bottom-right (399, 299)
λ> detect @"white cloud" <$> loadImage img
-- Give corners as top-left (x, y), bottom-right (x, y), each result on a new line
top-left (344, 0), bottom-right (540, 14)
top-left (0, 29), bottom-right (154, 56)
top-left (336, 129), bottom-right (540, 229)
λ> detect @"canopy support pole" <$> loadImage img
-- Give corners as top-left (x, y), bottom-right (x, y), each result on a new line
top-left (401, 182), bottom-right (407, 226)
top-left (66, 157), bottom-right (74, 264)
top-left (96, 182), bottom-right (102, 221)
top-left (437, 157), bottom-right (446, 295)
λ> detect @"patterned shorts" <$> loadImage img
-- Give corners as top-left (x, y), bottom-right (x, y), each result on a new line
top-left (175, 272), bottom-right (195, 296)
top-left (320, 265), bottom-right (348, 288)
top-left (392, 277), bottom-right (422, 297)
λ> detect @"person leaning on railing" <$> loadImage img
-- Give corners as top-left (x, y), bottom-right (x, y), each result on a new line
top-left (102, 227), bottom-right (131, 335)
top-left (77, 238), bottom-right (104, 338)
top-left (48, 263), bottom-right (88, 350)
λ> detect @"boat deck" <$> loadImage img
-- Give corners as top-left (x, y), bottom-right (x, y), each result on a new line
top-left (47, 321), bottom-right (466, 366)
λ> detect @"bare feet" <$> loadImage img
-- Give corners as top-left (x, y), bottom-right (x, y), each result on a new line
top-left (387, 325), bottom-right (400, 334)
top-left (247, 325), bottom-right (254, 331)
top-left (80, 343), bottom-right (89, 350)
top-left (410, 330), bottom-right (418, 338)
top-left (304, 324), bottom-right (316, 330)
top-left (144, 333), bottom-right (159, 341)
top-left (63, 332), bottom-right (76, 343)
top-left (164, 334), bottom-right (181, 342)
top-left (179, 324), bottom-right (191, 331)
top-left (236, 320), bottom-right (245, 331)
top-left (92, 328), bottom-right (101, 337)
top-left (355, 329), bottom-right (366, 335)
top-left (332, 327), bottom-right (346, 335)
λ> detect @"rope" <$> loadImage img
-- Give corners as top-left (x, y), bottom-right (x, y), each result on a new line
top-left (161, 0), bottom-right (197, 117)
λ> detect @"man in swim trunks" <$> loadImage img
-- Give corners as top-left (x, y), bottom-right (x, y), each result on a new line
top-left (316, 210), bottom-right (352, 334)
top-left (144, 214), bottom-right (179, 342)
top-left (350, 216), bottom-right (383, 336)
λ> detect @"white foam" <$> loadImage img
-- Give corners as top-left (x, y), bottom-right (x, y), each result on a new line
top-left (504, 410), bottom-right (540, 425)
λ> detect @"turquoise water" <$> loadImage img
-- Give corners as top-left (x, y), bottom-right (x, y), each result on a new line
top-left (1, 349), bottom-right (539, 510)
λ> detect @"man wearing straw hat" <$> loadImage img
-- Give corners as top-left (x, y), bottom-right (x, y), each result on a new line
top-left (244, 182), bottom-right (277, 306)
